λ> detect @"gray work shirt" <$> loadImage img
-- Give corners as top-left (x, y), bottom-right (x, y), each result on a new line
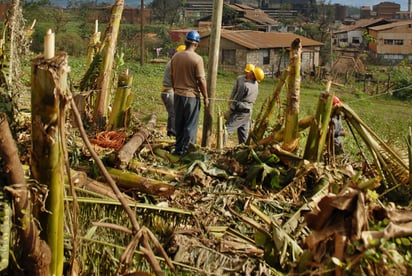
top-left (229, 75), bottom-right (259, 112)
top-left (162, 60), bottom-right (172, 88)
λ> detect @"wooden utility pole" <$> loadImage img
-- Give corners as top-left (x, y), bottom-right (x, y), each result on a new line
top-left (202, 0), bottom-right (223, 147)
top-left (140, 0), bottom-right (144, 66)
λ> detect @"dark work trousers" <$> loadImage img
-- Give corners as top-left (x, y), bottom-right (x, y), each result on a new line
top-left (174, 94), bottom-right (200, 155)
top-left (161, 89), bottom-right (175, 136)
top-left (225, 111), bottom-right (251, 144)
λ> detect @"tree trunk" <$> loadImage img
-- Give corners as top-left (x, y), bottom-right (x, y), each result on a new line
top-left (303, 81), bottom-right (333, 162)
top-left (107, 70), bottom-right (133, 130)
top-left (283, 38), bottom-right (302, 152)
top-left (71, 169), bottom-right (136, 202)
top-left (216, 111), bottom-right (224, 149)
top-left (140, 0), bottom-right (144, 66)
top-left (31, 52), bottom-right (69, 276)
top-left (248, 68), bottom-right (289, 144)
top-left (258, 115), bottom-right (314, 145)
top-left (117, 112), bottom-right (157, 169)
top-left (93, 0), bottom-right (124, 129)
top-left (408, 127), bottom-right (412, 187)
top-left (86, 20), bottom-right (101, 70)
top-left (107, 168), bottom-right (176, 197)
top-left (0, 112), bottom-right (25, 184)
top-left (1, 113), bottom-right (52, 275)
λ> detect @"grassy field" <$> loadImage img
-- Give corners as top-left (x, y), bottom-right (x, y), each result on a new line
top-left (65, 56), bottom-right (412, 159)
top-left (21, 6), bottom-right (411, 158)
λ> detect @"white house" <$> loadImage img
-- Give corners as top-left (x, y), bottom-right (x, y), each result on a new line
top-left (333, 18), bottom-right (389, 48)
top-left (199, 29), bottom-right (323, 75)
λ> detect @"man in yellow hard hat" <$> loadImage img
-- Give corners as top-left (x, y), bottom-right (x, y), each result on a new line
top-left (224, 66), bottom-right (264, 145)
top-left (224, 64), bottom-right (254, 120)
top-left (161, 44), bottom-right (185, 136)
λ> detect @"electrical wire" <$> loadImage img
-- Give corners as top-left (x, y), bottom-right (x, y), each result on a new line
top-left (345, 83), bottom-right (412, 104)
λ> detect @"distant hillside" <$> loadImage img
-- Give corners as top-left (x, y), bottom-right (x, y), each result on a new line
top-left (50, 0), bottom-right (153, 8)
top-left (49, 0), bottom-right (408, 12)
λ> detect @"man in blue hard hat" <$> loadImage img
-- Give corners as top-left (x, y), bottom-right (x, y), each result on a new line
top-left (170, 30), bottom-right (209, 156)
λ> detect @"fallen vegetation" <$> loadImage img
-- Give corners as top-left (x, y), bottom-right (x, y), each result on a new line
top-left (0, 2), bottom-right (412, 276)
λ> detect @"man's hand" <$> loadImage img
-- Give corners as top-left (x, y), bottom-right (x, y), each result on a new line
top-left (224, 110), bottom-right (232, 120)
top-left (204, 97), bottom-right (209, 108)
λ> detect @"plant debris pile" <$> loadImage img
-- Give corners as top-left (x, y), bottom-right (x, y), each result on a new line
top-left (60, 120), bottom-right (412, 275)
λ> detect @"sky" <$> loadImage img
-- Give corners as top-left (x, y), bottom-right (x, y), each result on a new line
top-left (50, 0), bottom-right (409, 11)
top-left (330, 0), bottom-right (408, 10)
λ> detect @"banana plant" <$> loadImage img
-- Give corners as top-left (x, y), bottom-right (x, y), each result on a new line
top-left (283, 38), bottom-right (302, 152)
top-left (245, 148), bottom-right (281, 190)
top-left (341, 104), bottom-right (409, 190)
top-left (248, 67), bottom-right (289, 144)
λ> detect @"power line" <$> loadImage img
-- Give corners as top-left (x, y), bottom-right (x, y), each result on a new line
top-left (345, 83), bottom-right (412, 104)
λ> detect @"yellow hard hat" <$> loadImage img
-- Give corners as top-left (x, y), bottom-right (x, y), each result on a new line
top-left (244, 63), bottom-right (255, 73)
top-left (176, 44), bottom-right (186, 52)
top-left (253, 67), bottom-right (265, 83)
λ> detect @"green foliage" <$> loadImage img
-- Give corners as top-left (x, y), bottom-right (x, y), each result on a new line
top-left (222, 5), bottom-right (238, 25)
top-left (118, 24), bottom-right (140, 60)
top-left (148, 0), bottom-right (182, 25)
top-left (56, 32), bottom-right (87, 56)
top-left (350, 237), bottom-right (412, 274)
top-left (362, 29), bottom-right (376, 44)
top-left (29, 24), bottom-right (47, 54)
top-left (238, 21), bottom-right (258, 30)
top-left (388, 64), bottom-right (412, 101)
top-left (80, 53), bottom-right (102, 91)
top-left (22, 3), bottom-right (56, 22)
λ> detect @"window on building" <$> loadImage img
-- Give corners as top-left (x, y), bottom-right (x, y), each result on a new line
top-left (384, 39), bottom-right (404, 45)
top-left (352, 37), bottom-right (360, 44)
top-left (383, 54), bottom-right (403, 60)
top-left (222, 49), bottom-right (236, 65)
top-left (260, 49), bottom-right (270, 65)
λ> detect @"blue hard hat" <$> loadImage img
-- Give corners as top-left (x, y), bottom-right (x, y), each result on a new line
top-left (186, 30), bottom-right (200, 43)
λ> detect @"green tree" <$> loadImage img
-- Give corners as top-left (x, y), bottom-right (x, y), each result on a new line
top-left (301, 2), bottom-right (336, 67)
top-left (222, 4), bottom-right (238, 26)
top-left (362, 29), bottom-right (376, 50)
top-left (148, 0), bottom-right (182, 25)
top-left (389, 62), bottom-right (412, 101)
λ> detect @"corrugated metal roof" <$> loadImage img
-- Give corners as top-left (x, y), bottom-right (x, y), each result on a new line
top-left (334, 18), bottom-right (389, 33)
top-left (226, 3), bottom-right (278, 25)
top-left (226, 3), bottom-right (255, 12)
top-left (369, 20), bottom-right (412, 31)
top-left (218, 30), bottom-right (323, 49)
top-left (243, 10), bottom-right (277, 25)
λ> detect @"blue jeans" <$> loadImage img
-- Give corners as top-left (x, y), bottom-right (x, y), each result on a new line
top-left (174, 94), bottom-right (200, 155)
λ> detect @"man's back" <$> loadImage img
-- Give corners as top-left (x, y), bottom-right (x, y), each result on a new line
top-left (171, 51), bottom-right (205, 96)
